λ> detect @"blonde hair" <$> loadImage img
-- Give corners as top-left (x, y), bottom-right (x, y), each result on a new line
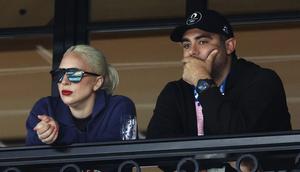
top-left (63, 45), bottom-right (119, 94)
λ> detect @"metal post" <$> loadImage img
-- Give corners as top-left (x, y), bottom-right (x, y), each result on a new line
top-left (52, 0), bottom-right (89, 96)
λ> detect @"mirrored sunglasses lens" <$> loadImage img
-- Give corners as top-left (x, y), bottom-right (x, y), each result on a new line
top-left (67, 71), bottom-right (83, 83)
top-left (52, 70), bottom-right (65, 83)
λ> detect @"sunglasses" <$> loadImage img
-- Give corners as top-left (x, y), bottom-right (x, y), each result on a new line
top-left (50, 68), bottom-right (100, 83)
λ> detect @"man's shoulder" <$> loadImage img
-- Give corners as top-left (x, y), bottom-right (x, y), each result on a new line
top-left (235, 58), bottom-right (281, 84)
top-left (237, 58), bottom-right (278, 77)
top-left (236, 58), bottom-right (261, 70)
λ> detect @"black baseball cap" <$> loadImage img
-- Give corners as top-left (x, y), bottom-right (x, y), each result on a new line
top-left (170, 10), bottom-right (234, 42)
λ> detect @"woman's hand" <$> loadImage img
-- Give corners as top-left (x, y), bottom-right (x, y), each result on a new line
top-left (34, 115), bottom-right (59, 144)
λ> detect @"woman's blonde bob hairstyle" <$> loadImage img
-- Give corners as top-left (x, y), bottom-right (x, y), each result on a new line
top-left (63, 45), bottom-right (119, 94)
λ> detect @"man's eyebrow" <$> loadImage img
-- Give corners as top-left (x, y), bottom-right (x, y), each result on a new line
top-left (195, 34), bottom-right (213, 40)
top-left (181, 38), bottom-right (190, 42)
top-left (181, 34), bottom-right (213, 42)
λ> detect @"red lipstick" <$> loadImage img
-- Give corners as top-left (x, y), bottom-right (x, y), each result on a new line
top-left (62, 90), bottom-right (73, 96)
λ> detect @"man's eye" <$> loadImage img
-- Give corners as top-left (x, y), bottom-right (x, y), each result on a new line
top-left (182, 43), bottom-right (190, 49)
top-left (198, 40), bottom-right (208, 45)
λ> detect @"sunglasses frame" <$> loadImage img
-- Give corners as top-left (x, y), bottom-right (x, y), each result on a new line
top-left (50, 68), bottom-right (100, 83)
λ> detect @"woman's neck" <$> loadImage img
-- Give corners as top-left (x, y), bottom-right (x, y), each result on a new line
top-left (69, 94), bottom-right (96, 119)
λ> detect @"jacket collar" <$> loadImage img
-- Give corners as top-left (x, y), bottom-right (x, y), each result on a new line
top-left (223, 54), bottom-right (239, 92)
top-left (90, 89), bottom-right (108, 119)
top-left (57, 89), bottom-right (109, 125)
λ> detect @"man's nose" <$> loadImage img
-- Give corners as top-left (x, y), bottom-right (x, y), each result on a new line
top-left (188, 44), bottom-right (207, 61)
top-left (188, 44), bottom-right (199, 57)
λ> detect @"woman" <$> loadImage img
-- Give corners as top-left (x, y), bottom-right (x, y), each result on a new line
top-left (26, 45), bottom-right (137, 145)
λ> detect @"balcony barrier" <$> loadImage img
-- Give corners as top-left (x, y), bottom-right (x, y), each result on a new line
top-left (1, 131), bottom-right (300, 172)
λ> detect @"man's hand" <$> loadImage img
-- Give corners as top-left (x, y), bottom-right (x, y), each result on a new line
top-left (182, 49), bottom-right (218, 86)
top-left (34, 115), bottom-right (59, 144)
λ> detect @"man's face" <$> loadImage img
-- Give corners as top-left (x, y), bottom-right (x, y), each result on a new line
top-left (181, 28), bottom-right (233, 79)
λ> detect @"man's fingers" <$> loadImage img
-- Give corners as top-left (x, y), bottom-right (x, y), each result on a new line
top-left (181, 57), bottom-right (190, 65)
top-left (206, 49), bottom-right (218, 66)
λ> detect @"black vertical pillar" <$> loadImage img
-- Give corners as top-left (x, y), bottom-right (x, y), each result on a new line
top-left (186, 0), bottom-right (208, 16)
top-left (76, 0), bottom-right (89, 45)
top-left (52, 0), bottom-right (89, 96)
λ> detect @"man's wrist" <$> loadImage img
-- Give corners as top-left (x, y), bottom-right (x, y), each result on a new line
top-left (195, 79), bottom-right (216, 94)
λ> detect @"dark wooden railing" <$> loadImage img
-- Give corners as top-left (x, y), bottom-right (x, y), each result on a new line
top-left (1, 131), bottom-right (300, 172)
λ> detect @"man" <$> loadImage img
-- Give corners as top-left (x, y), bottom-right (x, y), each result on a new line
top-left (146, 9), bottom-right (291, 169)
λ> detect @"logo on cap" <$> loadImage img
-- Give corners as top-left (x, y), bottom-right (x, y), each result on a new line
top-left (186, 12), bottom-right (202, 25)
top-left (222, 25), bottom-right (230, 35)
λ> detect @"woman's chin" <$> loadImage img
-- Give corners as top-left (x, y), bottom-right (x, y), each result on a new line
top-left (61, 96), bottom-right (75, 106)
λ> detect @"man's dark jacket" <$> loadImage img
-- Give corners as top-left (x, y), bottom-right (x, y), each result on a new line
top-left (147, 57), bottom-right (291, 139)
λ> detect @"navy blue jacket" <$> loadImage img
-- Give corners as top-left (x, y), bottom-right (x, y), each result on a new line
top-left (26, 90), bottom-right (137, 145)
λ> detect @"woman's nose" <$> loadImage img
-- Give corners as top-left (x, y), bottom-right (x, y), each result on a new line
top-left (60, 74), bottom-right (71, 85)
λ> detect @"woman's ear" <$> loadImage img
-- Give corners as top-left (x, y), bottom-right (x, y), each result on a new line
top-left (225, 37), bottom-right (237, 55)
top-left (93, 75), bottom-right (104, 91)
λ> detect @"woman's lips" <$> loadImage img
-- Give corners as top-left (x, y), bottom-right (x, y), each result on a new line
top-left (62, 90), bottom-right (73, 96)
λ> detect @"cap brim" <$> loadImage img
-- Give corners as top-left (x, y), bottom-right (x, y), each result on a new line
top-left (170, 25), bottom-right (194, 42)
